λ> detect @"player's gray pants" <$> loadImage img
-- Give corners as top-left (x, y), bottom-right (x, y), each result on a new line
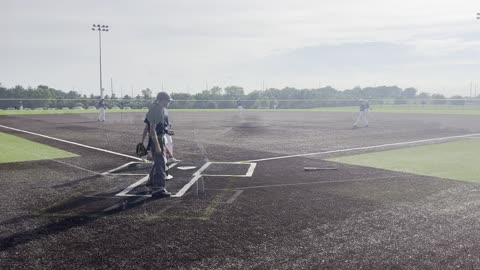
top-left (98, 108), bottom-right (106, 121)
top-left (149, 145), bottom-right (167, 189)
top-left (354, 110), bottom-right (368, 127)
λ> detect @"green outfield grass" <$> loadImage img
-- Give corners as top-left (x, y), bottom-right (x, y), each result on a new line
top-left (318, 106), bottom-right (480, 115)
top-left (0, 132), bottom-right (78, 164)
top-left (328, 139), bottom-right (480, 183)
top-left (0, 109), bottom-right (146, 116)
top-left (2, 106), bottom-right (480, 115)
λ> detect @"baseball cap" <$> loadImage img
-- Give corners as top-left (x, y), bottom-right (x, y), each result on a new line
top-left (156, 92), bottom-right (173, 101)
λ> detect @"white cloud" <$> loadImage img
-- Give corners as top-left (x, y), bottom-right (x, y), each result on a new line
top-left (2, 0), bottom-right (480, 96)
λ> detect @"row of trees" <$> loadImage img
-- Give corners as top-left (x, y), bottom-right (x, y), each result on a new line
top-left (0, 83), bottom-right (473, 110)
top-left (169, 85), bottom-right (469, 109)
top-left (0, 84), bottom-right (155, 109)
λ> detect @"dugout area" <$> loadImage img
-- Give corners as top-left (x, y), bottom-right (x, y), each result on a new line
top-left (2, 111), bottom-right (480, 269)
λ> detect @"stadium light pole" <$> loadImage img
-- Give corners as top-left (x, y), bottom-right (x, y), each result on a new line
top-left (91, 24), bottom-right (109, 99)
top-left (476, 14), bottom-right (480, 98)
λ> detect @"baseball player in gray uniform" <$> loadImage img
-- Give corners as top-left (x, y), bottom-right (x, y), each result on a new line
top-left (353, 99), bottom-right (370, 128)
top-left (144, 92), bottom-right (175, 197)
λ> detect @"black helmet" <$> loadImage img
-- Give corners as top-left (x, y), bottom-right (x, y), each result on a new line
top-left (156, 92), bottom-right (173, 101)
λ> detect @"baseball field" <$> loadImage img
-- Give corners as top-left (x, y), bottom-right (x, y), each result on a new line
top-left (1, 109), bottom-right (480, 269)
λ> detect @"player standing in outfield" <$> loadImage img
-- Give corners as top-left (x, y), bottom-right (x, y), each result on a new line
top-left (98, 98), bottom-right (106, 121)
top-left (237, 98), bottom-right (245, 112)
top-left (353, 99), bottom-right (370, 128)
top-left (144, 92), bottom-right (174, 197)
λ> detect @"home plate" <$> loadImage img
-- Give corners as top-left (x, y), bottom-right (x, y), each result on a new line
top-left (178, 166), bottom-right (197, 171)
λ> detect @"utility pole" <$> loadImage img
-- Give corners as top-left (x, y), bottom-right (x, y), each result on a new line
top-left (470, 81), bottom-right (473, 98)
top-left (476, 14), bottom-right (480, 98)
top-left (91, 24), bottom-right (109, 99)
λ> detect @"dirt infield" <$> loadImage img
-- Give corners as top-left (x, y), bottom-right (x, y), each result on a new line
top-left (1, 111), bottom-right (480, 269)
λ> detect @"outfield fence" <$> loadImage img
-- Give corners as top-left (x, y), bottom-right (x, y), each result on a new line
top-left (1, 98), bottom-right (480, 111)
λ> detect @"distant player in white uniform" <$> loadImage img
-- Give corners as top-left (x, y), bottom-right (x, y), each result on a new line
top-left (98, 98), bottom-right (106, 121)
top-left (353, 99), bottom-right (369, 128)
top-left (237, 99), bottom-right (245, 112)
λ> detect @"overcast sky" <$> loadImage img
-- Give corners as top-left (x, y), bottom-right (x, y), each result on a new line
top-left (2, 0), bottom-right (480, 96)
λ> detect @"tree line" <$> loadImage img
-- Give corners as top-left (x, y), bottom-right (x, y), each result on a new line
top-left (0, 83), bottom-right (471, 110)
top-left (0, 84), bottom-right (152, 109)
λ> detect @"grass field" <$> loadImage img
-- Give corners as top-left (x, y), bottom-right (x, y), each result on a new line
top-left (328, 139), bottom-right (480, 183)
top-left (0, 109), bottom-right (147, 116)
top-left (0, 132), bottom-right (78, 163)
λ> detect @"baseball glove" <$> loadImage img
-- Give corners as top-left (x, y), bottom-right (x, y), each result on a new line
top-left (136, 143), bottom-right (147, 157)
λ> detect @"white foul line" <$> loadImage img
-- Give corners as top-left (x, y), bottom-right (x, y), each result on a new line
top-left (169, 133), bottom-right (480, 199)
top-left (169, 133), bottom-right (480, 198)
top-left (0, 124), bottom-right (143, 161)
top-left (50, 159), bottom-right (112, 178)
top-left (111, 133), bottom-right (479, 199)
top-left (241, 132), bottom-right (480, 163)
top-left (226, 190), bottom-right (244, 204)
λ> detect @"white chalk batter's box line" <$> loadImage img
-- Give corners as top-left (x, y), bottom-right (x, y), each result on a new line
top-left (101, 161), bottom-right (152, 176)
top-left (193, 162), bottom-right (257, 177)
top-left (115, 161), bottom-right (257, 198)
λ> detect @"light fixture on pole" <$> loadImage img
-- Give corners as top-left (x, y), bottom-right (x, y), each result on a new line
top-left (91, 24), bottom-right (109, 99)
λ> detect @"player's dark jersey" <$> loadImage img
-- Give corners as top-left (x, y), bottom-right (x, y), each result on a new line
top-left (360, 101), bottom-right (370, 111)
top-left (144, 112), bottom-right (169, 150)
